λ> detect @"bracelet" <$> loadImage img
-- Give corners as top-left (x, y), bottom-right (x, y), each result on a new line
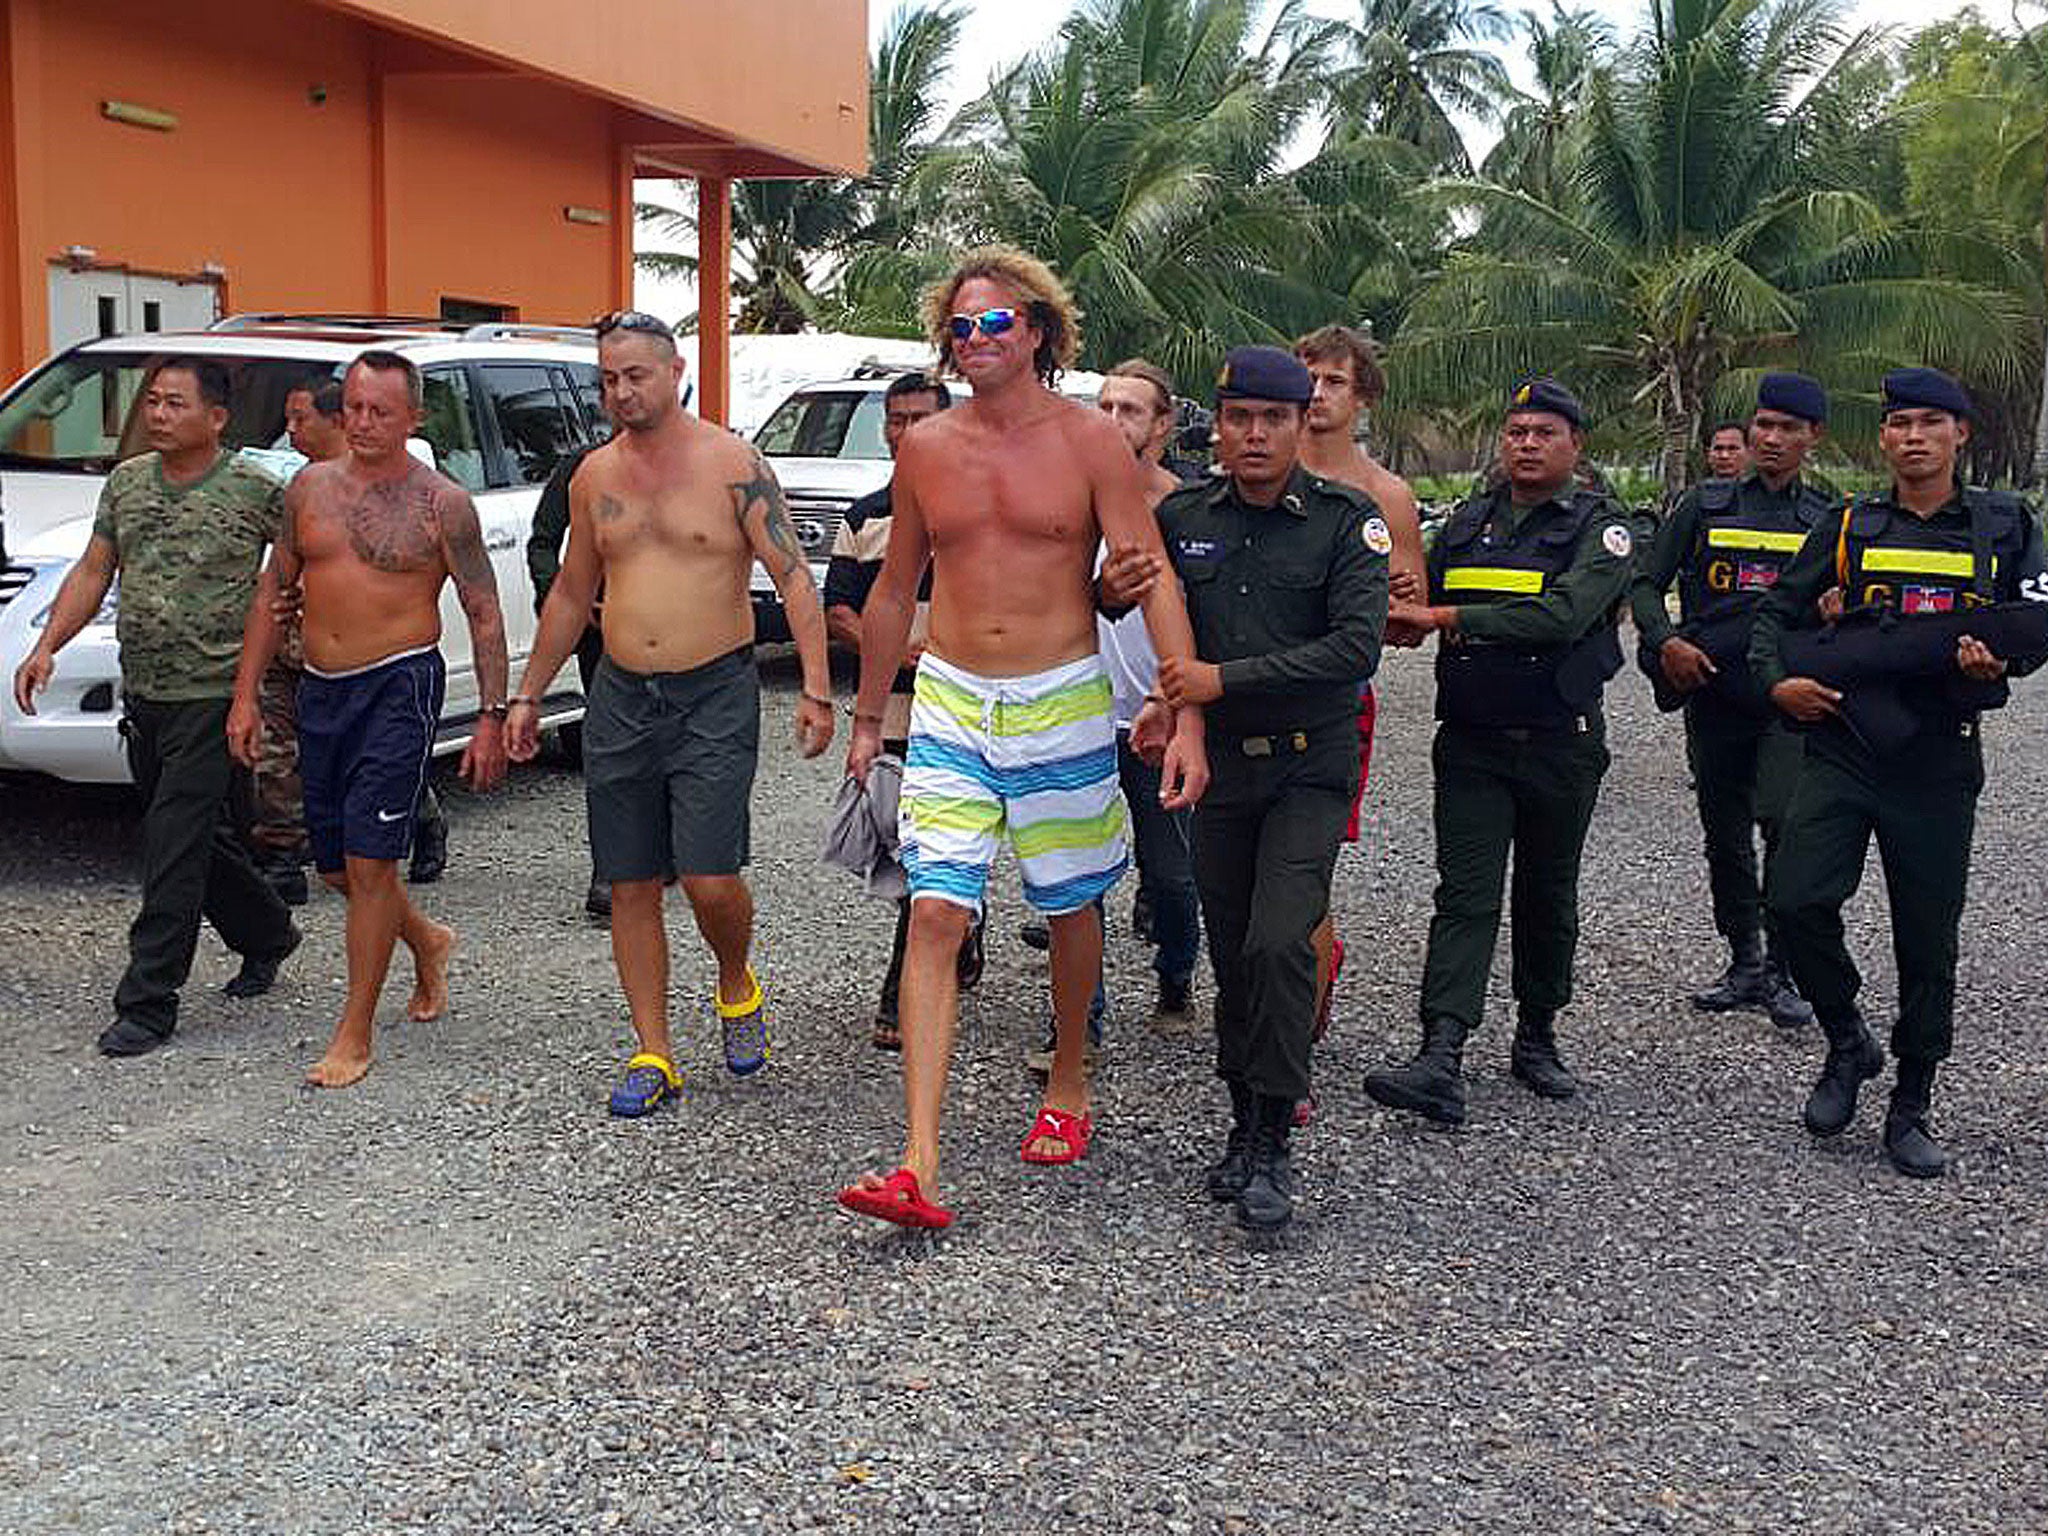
top-left (507, 696), bottom-right (540, 711)
top-left (1143, 692), bottom-right (1167, 705)
top-left (479, 703), bottom-right (509, 720)
top-left (802, 690), bottom-right (833, 709)
top-left (853, 710), bottom-right (884, 725)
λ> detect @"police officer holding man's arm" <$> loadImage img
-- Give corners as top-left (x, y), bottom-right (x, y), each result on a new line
top-left (1134, 346), bottom-right (1389, 1232)
top-left (1750, 367), bottom-right (2048, 1179)
top-left (1366, 377), bottom-right (1631, 1125)
top-left (1629, 372), bottom-right (1832, 1028)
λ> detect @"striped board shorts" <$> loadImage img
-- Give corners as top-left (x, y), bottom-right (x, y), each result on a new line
top-left (901, 651), bottom-right (1129, 917)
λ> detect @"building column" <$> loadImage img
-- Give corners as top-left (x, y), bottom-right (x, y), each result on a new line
top-left (696, 173), bottom-right (731, 427)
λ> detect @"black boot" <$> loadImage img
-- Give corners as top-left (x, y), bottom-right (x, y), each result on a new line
top-left (1235, 1095), bottom-right (1295, 1232)
top-left (1510, 1008), bottom-right (1577, 1100)
top-left (1692, 932), bottom-right (1768, 1012)
top-left (1363, 1016), bottom-right (1467, 1125)
top-left (224, 925), bottom-right (302, 999)
top-left (1884, 1059), bottom-right (1946, 1179)
top-left (1761, 942), bottom-right (1815, 1030)
top-left (584, 876), bottom-right (612, 919)
top-left (1205, 1080), bottom-right (1256, 1203)
top-left (1802, 1012), bottom-right (1884, 1136)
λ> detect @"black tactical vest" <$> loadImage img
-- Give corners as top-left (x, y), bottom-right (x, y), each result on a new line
top-left (1678, 477), bottom-right (1834, 623)
top-left (1434, 488), bottom-right (1625, 729)
top-left (1838, 488), bottom-right (2026, 615)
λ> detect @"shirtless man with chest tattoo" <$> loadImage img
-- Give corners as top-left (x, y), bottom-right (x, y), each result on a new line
top-left (229, 350), bottom-right (509, 1088)
top-left (507, 311), bottom-right (834, 1118)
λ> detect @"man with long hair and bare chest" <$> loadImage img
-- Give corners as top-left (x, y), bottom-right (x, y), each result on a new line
top-left (837, 248), bottom-right (1210, 1231)
top-left (229, 351), bottom-right (509, 1087)
top-left (506, 312), bottom-right (834, 1117)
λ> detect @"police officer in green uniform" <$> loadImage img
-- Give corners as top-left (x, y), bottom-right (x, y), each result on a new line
top-left (1366, 377), bottom-right (1631, 1124)
top-left (1630, 373), bottom-right (1832, 1028)
top-left (1751, 367), bottom-right (2048, 1179)
top-left (1140, 346), bottom-right (1389, 1231)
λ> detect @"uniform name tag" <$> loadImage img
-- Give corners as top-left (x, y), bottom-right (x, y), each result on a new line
top-left (1178, 538), bottom-right (1219, 558)
top-left (1901, 585), bottom-right (1955, 614)
top-left (1736, 561), bottom-right (1780, 591)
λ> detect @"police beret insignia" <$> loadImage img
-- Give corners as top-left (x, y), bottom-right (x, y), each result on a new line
top-left (1602, 523), bottom-right (1633, 558)
top-left (1362, 516), bottom-right (1393, 555)
top-left (1514, 384), bottom-right (1532, 406)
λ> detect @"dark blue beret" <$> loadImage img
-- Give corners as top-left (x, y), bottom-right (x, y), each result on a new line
top-left (1882, 367), bottom-right (1970, 419)
top-left (1506, 375), bottom-right (1585, 428)
top-left (1757, 371), bottom-right (1828, 425)
top-left (1215, 346), bottom-right (1313, 406)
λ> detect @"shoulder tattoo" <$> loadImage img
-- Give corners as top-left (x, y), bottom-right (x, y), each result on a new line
top-left (731, 452), bottom-right (806, 578)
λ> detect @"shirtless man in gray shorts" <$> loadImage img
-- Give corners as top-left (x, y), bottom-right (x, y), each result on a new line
top-left (506, 312), bottom-right (833, 1115)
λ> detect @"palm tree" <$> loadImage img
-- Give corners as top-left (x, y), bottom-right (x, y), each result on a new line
top-left (1321, 0), bottom-right (1516, 174)
top-left (1394, 0), bottom-right (2034, 493)
top-left (880, 0), bottom-right (1358, 382)
top-left (1480, 5), bottom-right (1613, 203)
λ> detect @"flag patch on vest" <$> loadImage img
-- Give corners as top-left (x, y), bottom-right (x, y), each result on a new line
top-left (1362, 516), bottom-right (1392, 555)
top-left (1901, 585), bottom-right (1955, 614)
top-left (1602, 524), bottom-right (1632, 558)
top-left (1737, 561), bottom-right (1780, 591)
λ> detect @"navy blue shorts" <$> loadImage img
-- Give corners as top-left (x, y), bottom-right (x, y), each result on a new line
top-left (298, 647), bottom-right (445, 874)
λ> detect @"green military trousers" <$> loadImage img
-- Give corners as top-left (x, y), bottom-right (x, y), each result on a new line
top-left (1684, 695), bottom-right (1805, 944)
top-left (1767, 731), bottom-right (1982, 1064)
top-left (1418, 719), bottom-right (1609, 1032)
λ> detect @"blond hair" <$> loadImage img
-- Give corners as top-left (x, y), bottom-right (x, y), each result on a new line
top-left (922, 245), bottom-right (1082, 385)
top-left (1295, 324), bottom-right (1385, 407)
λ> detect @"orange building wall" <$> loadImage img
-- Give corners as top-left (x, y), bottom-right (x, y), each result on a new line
top-left (332, 0), bottom-right (867, 175)
top-left (379, 72), bottom-right (617, 324)
top-left (12, 0), bottom-right (380, 357)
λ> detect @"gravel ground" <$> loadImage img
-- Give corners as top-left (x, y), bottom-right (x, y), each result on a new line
top-left (2, 647), bottom-right (2046, 1535)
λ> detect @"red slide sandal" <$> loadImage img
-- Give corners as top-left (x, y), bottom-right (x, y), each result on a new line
top-left (837, 1167), bottom-right (954, 1230)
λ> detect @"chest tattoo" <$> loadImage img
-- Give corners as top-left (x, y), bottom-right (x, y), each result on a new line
top-left (341, 477), bottom-right (441, 573)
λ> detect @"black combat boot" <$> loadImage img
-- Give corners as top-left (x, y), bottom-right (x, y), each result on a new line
top-left (1761, 939), bottom-right (1815, 1029)
top-left (1802, 1012), bottom-right (1884, 1136)
top-left (1691, 932), bottom-right (1768, 1012)
top-left (1883, 1059), bottom-right (1946, 1179)
top-left (1205, 1079), bottom-right (1257, 1203)
top-left (1362, 1016), bottom-right (1467, 1125)
top-left (1235, 1095), bottom-right (1296, 1232)
top-left (1510, 1008), bottom-right (1577, 1100)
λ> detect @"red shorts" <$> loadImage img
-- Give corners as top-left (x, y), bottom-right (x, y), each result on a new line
top-left (1342, 686), bottom-right (1376, 843)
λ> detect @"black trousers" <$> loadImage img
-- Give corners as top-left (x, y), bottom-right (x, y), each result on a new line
top-left (114, 696), bottom-right (295, 1036)
top-left (1684, 697), bottom-right (1803, 944)
top-left (1417, 719), bottom-right (1608, 1033)
top-left (1767, 731), bottom-right (1981, 1064)
top-left (1192, 730), bottom-right (1356, 1101)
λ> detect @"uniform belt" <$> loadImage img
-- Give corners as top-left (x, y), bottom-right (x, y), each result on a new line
top-left (1481, 714), bottom-right (1595, 742)
top-left (1237, 730), bottom-right (1311, 757)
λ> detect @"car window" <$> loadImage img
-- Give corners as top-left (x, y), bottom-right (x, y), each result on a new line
top-left (838, 393), bottom-right (888, 459)
top-left (561, 363), bottom-right (611, 444)
top-left (419, 367), bottom-right (487, 492)
top-left (755, 390), bottom-right (873, 458)
top-left (0, 352), bottom-right (333, 472)
top-left (478, 364), bottom-right (580, 485)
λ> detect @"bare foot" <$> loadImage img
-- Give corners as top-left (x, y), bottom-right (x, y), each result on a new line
top-left (305, 1047), bottom-right (373, 1089)
top-left (407, 922), bottom-right (455, 1021)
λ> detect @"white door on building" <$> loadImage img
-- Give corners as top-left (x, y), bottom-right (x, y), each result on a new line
top-left (46, 267), bottom-right (220, 354)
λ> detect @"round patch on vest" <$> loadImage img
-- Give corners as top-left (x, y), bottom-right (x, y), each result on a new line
top-left (1362, 516), bottom-right (1393, 555)
top-left (1602, 523), bottom-right (1633, 558)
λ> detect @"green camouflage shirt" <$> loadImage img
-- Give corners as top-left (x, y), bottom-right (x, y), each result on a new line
top-left (91, 450), bottom-right (284, 701)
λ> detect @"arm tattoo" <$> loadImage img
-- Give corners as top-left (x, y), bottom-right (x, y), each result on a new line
top-left (344, 474), bottom-right (443, 573)
top-left (595, 494), bottom-right (628, 523)
top-left (438, 486), bottom-right (499, 598)
top-left (731, 454), bottom-right (808, 579)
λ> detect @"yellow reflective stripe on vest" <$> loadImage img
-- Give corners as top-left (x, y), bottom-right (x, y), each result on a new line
top-left (1705, 527), bottom-right (1806, 553)
top-left (1443, 566), bottom-right (1545, 594)
top-left (1860, 547), bottom-right (1981, 578)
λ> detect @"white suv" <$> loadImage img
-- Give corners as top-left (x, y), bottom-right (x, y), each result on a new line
top-left (0, 316), bottom-right (600, 783)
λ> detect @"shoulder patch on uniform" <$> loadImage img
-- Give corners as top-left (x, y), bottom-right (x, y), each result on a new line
top-left (1602, 523), bottom-right (1633, 558)
top-left (1361, 516), bottom-right (1393, 555)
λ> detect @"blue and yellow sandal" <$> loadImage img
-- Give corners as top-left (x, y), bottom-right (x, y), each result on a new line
top-left (608, 1052), bottom-right (680, 1117)
top-left (717, 968), bottom-right (768, 1077)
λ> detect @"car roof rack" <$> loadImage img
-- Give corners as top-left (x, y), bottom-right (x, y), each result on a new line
top-left (210, 313), bottom-right (460, 333)
top-left (459, 322), bottom-right (597, 345)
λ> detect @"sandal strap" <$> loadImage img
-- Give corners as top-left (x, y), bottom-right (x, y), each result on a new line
top-left (713, 967), bottom-right (763, 1019)
top-left (625, 1051), bottom-right (680, 1088)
